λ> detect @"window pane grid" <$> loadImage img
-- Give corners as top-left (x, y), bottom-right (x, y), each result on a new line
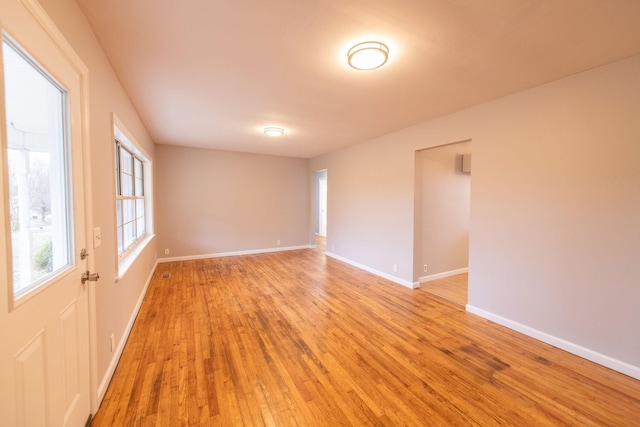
top-left (115, 140), bottom-right (145, 256)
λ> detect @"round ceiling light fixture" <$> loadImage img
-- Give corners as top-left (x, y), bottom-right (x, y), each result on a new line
top-left (263, 127), bottom-right (285, 136)
top-left (347, 41), bottom-right (389, 70)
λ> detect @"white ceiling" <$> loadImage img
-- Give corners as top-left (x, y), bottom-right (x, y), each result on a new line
top-left (75, 0), bottom-right (640, 158)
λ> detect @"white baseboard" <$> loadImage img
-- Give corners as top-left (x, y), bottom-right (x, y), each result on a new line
top-left (159, 246), bottom-right (418, 290)
top-left (325, 251), bottom-right (419, 289)
top-left (158, 245), bottom-right (313, 263)
top-left (419, 267), bottom-right (468, 283)
top-left (466, 305), bottom-right (640, 380)
top-left (97, 260), bottom-right (159, 402)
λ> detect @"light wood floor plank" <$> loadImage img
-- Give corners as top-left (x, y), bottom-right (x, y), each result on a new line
top-left (420, 273), bottom-right (468, 306)
top-left (92, 248), bottom-right (640, 426)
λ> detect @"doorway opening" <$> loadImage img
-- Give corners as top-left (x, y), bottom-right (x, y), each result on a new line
top-left (415, 140), bottom-right (471, 306)
top-left (313, 170), bottom-right (327, 251)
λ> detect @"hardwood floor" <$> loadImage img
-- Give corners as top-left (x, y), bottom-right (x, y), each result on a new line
top-left (92, 247), bottom-right (640, 426)
top-left (314, 235), bottom-right (326, 252)
top-left (420, 273), bottom-right (468, 306)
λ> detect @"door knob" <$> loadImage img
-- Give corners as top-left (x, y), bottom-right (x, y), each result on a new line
top-left (81, 270), bottom-right (100, 284)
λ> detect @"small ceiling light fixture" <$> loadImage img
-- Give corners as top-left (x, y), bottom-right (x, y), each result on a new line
top-left (347, 41), bottom-right (389, 70)
top-left (263, 127), bottom-right (285, 136)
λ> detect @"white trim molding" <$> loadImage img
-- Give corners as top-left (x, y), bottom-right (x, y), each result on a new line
top-left (97, 261), bottom-right (158, 402)
top-left (419, 267), bottom-right (468, 283)
top-left (325, 252), bottom-right (418, 289)
top-left (158, 245), bottom-right (313, 263)
top-left (466, 305), bottom-right (640, 380)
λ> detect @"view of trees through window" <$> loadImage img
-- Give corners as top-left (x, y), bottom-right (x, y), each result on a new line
top-left (7, 150), bottom-right (54, 273)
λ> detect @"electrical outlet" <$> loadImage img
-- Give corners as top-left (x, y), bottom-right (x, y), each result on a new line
top-left (393, 264), bottom-right (398, 273)
top-left (164, 248), bottom-right (170, 255)
top-left (277, 240), bottom-right (281, 246)
top-left (423, 264), bottom-right (428, 273)
top-left (110, 333), bottom-right (115, 353)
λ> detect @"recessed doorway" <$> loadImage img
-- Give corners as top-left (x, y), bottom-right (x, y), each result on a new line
top-left (318, 174), bottom-right (327, 237)
top-left (415, 141), bottom-right (471, 306)
top-left (313, 169), bottom-right (327, 251)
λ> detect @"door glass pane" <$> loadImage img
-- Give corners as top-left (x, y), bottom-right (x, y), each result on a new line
top-left (3, 40), bottom-right (72, 297)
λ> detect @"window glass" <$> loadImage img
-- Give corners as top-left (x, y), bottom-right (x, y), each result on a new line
top-left (134, 158), bottom-right (143, 196)
top-left (3, 40), bottom-right (72, 296)
top-left (115, 140), bottom-right (146, 256)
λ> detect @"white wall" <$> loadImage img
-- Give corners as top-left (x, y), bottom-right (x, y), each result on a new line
top-left (310, 54), bottom-right (640, 377)
top-left (155, 145), bottom-right (310, 258)
top-left (467, 56), bottom-right (640, 377)
top-left (36, 0), bottom-right (158, 400)
top-left (417, 141), bottom-right (471, 279)
top-left (317, 137), bottom-right (416, 285)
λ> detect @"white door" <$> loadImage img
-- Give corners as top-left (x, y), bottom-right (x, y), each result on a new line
top-left (0, 0), bottom-right (92, 426)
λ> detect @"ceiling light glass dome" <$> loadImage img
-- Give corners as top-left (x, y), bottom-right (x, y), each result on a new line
top-left (348, 41), bottom-right (389, 70)
top-left (263, 127), bottom-right (285, 136)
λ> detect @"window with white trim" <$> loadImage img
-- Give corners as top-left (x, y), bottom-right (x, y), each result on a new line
top-left (115, 140), bottom-right (146, 255)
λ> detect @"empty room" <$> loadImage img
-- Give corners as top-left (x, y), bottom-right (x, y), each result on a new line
top-left (0, 0), bottom-right (639, 425)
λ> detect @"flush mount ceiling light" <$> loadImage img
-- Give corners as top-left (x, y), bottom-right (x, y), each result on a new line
top-left (347, 41), bottom-right (389, 70)
top-left (263, 127), bottom-right (285, 136)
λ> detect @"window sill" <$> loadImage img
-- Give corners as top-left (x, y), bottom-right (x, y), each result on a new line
top-left (116, 233), bottom-right (155, 282)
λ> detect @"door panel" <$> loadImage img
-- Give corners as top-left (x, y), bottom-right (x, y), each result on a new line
top-left (60, 301), bottom-right (81, 423)
top-left (0, 0), bottom-right (91, 425)
top-left (14, 331), bottom-right (48, 426)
